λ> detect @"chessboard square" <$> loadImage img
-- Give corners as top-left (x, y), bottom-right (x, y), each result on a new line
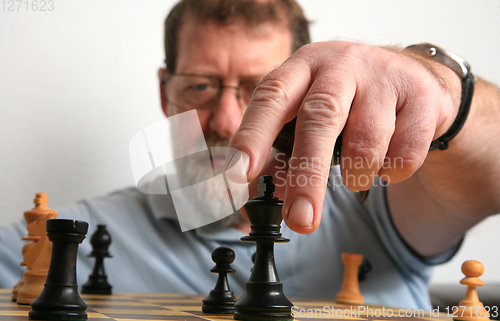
top-left (158, 300), bottom-right (201, 306)
top-left (82, 293), bottom-right (130, 300)
top-left (164, 305), bottom-right (203, 311)
top-left (88, 301), bottom-right (159, 308)
top-left (113, 319), bottom-right (177, 321)
top-left (113, 318), bottom-right (174, 321)
top-left (294, 300), bottom-right (343, 307)
top-left (114, 318), bottom-right (205, 321)
top-left (0, 302), bottom-right (31, 309)
top-left (92, 308), bottom-right (183, 315)
top-left (107, 313), bottom-right (201, 320)
top-left (145, 297), bottom-right (201, 304)
top-left (200, 315), bottom-right (234, 321)
top-left (87, 311), bottom-right (112, 318)
top-left (0, 310), bottom-right (29, 316)
top-left (132, 293), bottom-right (189, 298)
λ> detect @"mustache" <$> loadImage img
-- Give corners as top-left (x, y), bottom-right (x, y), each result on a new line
top-left (205, 135), bottom-right (231, 161)
top-left (205, 135), bottom-right (230, 148)
top-left (180, 134), bottom-right (231, 166)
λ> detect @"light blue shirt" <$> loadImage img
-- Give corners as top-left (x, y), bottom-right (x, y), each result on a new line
top-left (0, 168), bottom-right (458, 310)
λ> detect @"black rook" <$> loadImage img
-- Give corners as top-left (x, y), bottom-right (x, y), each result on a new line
top-left (29, 219), bottom-right (89, 321)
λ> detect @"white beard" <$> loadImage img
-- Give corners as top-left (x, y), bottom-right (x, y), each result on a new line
top-left (173, 133), bottom-right (247, 229)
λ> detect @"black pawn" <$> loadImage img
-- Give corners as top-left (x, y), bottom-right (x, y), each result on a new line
top-left (30, 219), bottom-right (89, 321)
top-left (234, 176), bottom-right (293, 321)
top-left (81, 225), bottom-right (112, 294)
top-left (202, 246), bottom-right (237, 314)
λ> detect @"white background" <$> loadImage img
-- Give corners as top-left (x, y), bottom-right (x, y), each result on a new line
top-left (1, 0), bottom-right (499, 285)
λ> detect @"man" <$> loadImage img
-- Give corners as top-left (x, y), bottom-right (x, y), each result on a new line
top-left (0, 0), bottom-right (499, 310)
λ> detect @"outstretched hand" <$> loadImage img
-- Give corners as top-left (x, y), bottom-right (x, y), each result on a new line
top-left (227, 41), bottom-right (460, 234)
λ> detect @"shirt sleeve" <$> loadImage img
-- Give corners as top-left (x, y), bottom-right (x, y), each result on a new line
top-left (0, 220), bottom-right (27, 288)
top-left (363, 177), bottom-right (462, 276)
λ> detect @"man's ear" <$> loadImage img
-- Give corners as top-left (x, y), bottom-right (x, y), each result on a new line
top-left (158, 68), bottom-right (169, 117)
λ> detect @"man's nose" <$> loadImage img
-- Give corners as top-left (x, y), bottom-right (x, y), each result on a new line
top-left (208, 87), bottom-right (245, 139)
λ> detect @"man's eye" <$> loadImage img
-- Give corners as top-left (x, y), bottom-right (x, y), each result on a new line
top-left (194, 84), bottom-right (209, 91)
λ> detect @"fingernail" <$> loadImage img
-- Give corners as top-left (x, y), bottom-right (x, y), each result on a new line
top-left (287, 198), bottom-right (314, 227)
top-left (225, 149), bottom-right (250, 183)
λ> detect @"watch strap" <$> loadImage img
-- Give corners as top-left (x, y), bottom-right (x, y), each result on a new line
top-left (406, 43), bottom-right (476, 151)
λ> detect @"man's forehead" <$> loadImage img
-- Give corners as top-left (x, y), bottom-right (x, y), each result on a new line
top-left (180, 0), bottom-right (290, 30)
top-left (182, 13), bottom-right (289, 37)
top-left (175, 17), bottom-right (292, 76)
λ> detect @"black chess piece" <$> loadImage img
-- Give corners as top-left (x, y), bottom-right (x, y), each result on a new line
top-left (273, 119), bottom-right (369, 203)
top-left (81, 225), bottom-right (113, 294)
top-left (358, 258), bottom-right (372, 282)
top-left (234, 176), bottom-right (293, 321)
top-left (202, 246), bottom-right (237, 314)
top-left (29, 219), bottom-right (89, 321)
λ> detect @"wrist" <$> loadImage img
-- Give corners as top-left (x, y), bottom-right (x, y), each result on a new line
top-left (405, 43), bottom-right (475, 151)
top-left (428, 60), bottom-right (462, 139)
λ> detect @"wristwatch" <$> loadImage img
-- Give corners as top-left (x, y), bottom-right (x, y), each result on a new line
top-left (406, 43), bottom-right (476, 151)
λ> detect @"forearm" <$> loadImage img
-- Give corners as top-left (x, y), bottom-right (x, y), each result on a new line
top-left (388, 75), bottom-right (500, 257)
top-left (418, 77), bottom-right (500, 214)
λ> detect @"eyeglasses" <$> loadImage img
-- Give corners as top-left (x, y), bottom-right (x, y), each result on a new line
top-left (165, 73), bottom-right (259, 111)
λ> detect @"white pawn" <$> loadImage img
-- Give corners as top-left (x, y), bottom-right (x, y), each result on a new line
top-left (453, 260), bottom-right (489, 321)
top-left (335, 253), bottom-right (364, 305)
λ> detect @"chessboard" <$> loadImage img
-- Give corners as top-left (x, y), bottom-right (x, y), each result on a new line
top-left (0, 289), bottom-right (453, 321)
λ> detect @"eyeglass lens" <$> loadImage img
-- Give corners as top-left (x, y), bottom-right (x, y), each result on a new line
top-left (166, 74), bottom-right (257, 110)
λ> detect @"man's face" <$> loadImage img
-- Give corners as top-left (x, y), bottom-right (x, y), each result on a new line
top-left (160, 17), bottom-right (292, 227)
top-left (162, 18), bottom-right (292, 153)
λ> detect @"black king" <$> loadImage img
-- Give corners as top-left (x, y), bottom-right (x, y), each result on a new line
top-left (234, 176), bottom-right (293, 320)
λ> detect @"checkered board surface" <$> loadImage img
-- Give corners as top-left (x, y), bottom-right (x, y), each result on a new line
top-left (0, 289), bottom-right (450, 321)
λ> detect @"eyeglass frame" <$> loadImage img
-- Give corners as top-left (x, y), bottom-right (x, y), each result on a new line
top-left (162, 72), bottom-right (261, 111)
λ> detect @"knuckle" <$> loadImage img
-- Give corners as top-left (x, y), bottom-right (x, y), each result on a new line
top-left (397, 61), bottom-right (442, 102)
top-left (397, 150), bottom-right (425, 173)
top-left (379, 151), bottom-right (423, 183)
top-left (246, 77), bottom-right (292, 122)
top-left (286, 159), bottom-right (330, 188)
top-left (344, 133), bottom-right (390, 168)
top-left (412, 74), bottom-right (437, 98)
top-left (343, 147), bottom-right (383, 172)
top-left (251, 56), bottom-right (310, 108)
top-left (252, 77), bottom-right (290, 107)
top-left (300, 91), bottom-right (347, 129)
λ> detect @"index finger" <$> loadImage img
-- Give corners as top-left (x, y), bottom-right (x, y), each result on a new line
top-left (227, 47), bottom-right (356, 234)
top-left (227, 56), bottom-right (311, 183)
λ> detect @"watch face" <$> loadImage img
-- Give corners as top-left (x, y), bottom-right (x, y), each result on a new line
top-left (406, 43), bottom-right (469, 79)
